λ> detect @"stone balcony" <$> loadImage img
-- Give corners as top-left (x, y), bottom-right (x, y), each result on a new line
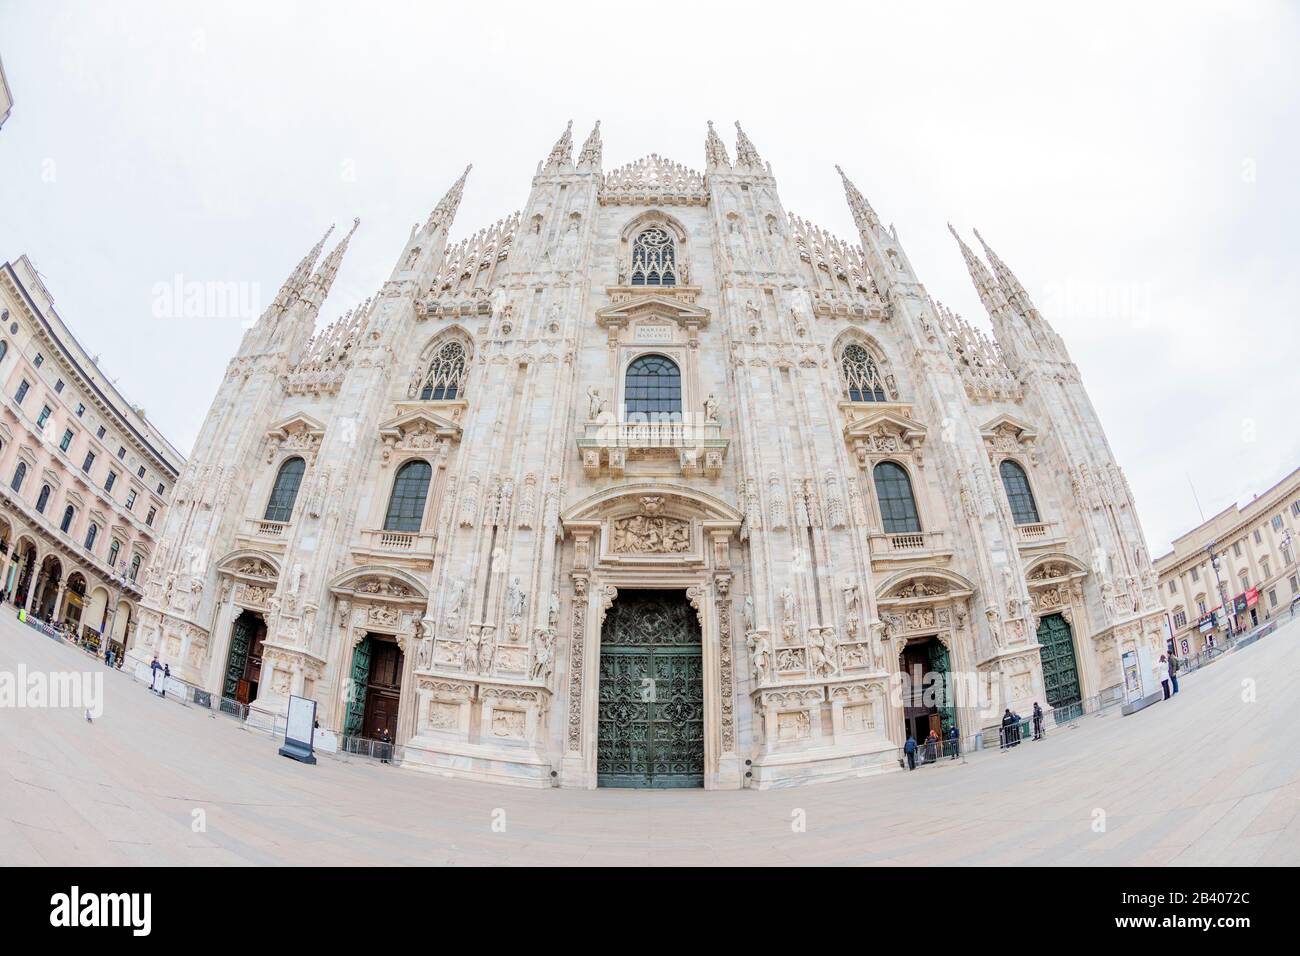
top-left (576, 419), bottom-right (728, 479)
top-left (867, 529), bottom-right (954, 567)
top-left (1014, 520), bottom-right (1068, 552)
top-left (351, 528), bottom-right (437, 567)
top-left (235, 518), bottom-right (291, 554)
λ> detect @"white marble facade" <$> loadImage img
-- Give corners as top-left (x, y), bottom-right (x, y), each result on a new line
top-left (133, 121), bottom-right (1168, 789)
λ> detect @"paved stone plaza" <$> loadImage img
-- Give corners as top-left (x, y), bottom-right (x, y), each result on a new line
top-left (3, 610), bottom-right (1297, 866)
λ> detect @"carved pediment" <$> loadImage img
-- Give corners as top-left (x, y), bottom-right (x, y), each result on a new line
top-left (378, 408), bottom-right (462, 462)
top-left (844, 408), bottom-right (927, 462)
top-left (265, 413), bottom-right (326, 462)
top-left (595, 292), bottom-right (710, 331)
top-left (217, 550), bottom-right (281, 581)
top-left (980, 414), bottom-right (1038, 452)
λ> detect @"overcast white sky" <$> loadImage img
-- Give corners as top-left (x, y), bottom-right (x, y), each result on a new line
top-left (1, 0), bottom-right (1296, 555)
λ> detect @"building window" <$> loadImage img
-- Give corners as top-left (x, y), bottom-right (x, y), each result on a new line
top-left (157, 482), bottom-right (164, 495)
top-left (0, 340), bottom-right (6, 361)
top-left (108, 540), bottom-right (120, 568)
top-left (1261, 557), bottom-right (1270, 578)
top-left (1190, 567), bottom-right (1199, 583)
top-left (629, 227), bottom-right (677, 286)
top-left (841, 343), bottom-right (887, 402)
top-left (1254, 529), bottom-right (1262, 544)
top-left (263, 457), bottom-right (306, 523)
top-left (383, 459), bottom-right (433, 532)
top-left (97, 425), bottom-right (106, 439)
top-left (82, 451), bottom-right (96, 473)
top-left (36, 484), bottom-right (51, 513)
top-left (33, 353), bottom-right (42, 367)
top-left (1196, 598), bottom-right (1207, 616)
top-left (60, 505), bottom-right (75, 533)
top-left (10, 462), bottom-right (26, 492)
top-left (1290, 574), bottom-right (1299, 594)
top-left (85, 523), bottom-right (98, 551)
top-left (130, 555), bottom-right (141, 582)
top-left (137, 466), bottom-right (145, 478)
top-left (60, 429), bottom-right (73, 452)
top-left (1167, 579), bottom-right (1176, 594)
top-left (1268, 588), bottom-right (1278, 608)
top-left (623, 354), bottom-right (682, 421)
top-left (126, 490), bottom-right (136, 509)
top-left (76, 403), bottom-right (85, 417)
top-left (418, 340), bottom-right (467, 401)
top-left (873, 460), bottom-right (921, 534)
top-left (36, 405), bottom-right (51, 428)
top-left (1233, 541), bottom-right (1242, 557)
top-left (105, 471), bottom-right (117, 492)
top-left (1292, 501), bottom-right (1300, 518)
top-left (55, 379), bottom-right (64, 393)
top-left (117, 446), bottom-right (126, 459)
top-left (1173, 609), bottom-right (1186, 629)
top-left (146, 507), bottom-right (156, 527)
top-left (999, 460), bottom-right (1041, 525)
top-left (15, 379), bottom-right (29, 403)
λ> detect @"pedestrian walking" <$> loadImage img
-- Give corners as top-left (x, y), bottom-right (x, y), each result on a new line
top-left (947, 724), bottom-right (960, 759)
top-left (904, 733), bottom-right (917, 770)
top-left (1032, 702), bottom-right (1044, 740)
top-left (1157, 654), bottom-right (1171, 700)
top-left (150, 655), bottom-right (162, 695)
top-left (925, 729), bottom-right (938, 764)
top-left (161, 663), bottom-right (171, 699)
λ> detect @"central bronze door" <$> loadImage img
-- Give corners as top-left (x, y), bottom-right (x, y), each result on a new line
top-left (597, 589), bottom-right (704, 789)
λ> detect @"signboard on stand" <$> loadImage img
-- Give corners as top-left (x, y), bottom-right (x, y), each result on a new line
top-left (278, 695), bottom-right (317, 765)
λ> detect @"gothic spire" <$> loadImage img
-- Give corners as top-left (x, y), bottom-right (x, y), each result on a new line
top-left (544, 119), bottom-right (574, 170)
top-left (974, 227), bottom-right (1064, 354)
top-left (308, 217), bottom-right (360, 299)
top-left (705, 120), bottom-right (731, 169)
top-left (734, 121), bottom-right (763, 167)
top-left (424, 164), bottom-right (471, 234)
top-left (948, 223), bottom-right (1008, 318)
top-left (577, 120), bottom-right (602, 169)
top-left (835, 164), bottom-right (883, 236)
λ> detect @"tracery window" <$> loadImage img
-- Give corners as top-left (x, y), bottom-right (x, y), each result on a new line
top-left (873, 460), bottom-right (921, 534)
top-left (842, 343), bottom-right (887, 402)
top-left (418, 340), bottom-right (467, 401)
top-left (630, 227), bottom-right (677, 287)
top-left (263, 457), bottom-right (305, 524)
top-left (999, 459), bottom-right (1041, 525)
top-left (624, 354), bottom-right (682, 421)
top-left (383, 459), bottom-right (433, 533)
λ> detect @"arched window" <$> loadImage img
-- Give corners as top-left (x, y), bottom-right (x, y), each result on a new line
top-left (263, 457), bottom-right (305, 523)
top-left (842, 343), bottom-right (887, 402)
top-left (60, 505), bottom-right (75, 533)
top-left (0, 340), bottom-right (7, 361)
top-left (130, 554), bottom-right (141, 582)
top-left (383, 460), bottom-right (433, 532)
top-left (85, 523), bottom-right (98, 551)
top-left (630, 227), bottom-right (677, 287)
top-left (10, 461), bottom-right (26, 493)
top-left (36, 484), bottom-right (51, 513)
top-left (873, 461), bottom-right (921, 534)
top-left (108, 540), bottom-right (121, 568)
top-left (624, 354), bottom-right (682, 421)
top-left (999, 459), bottom-right (1040, 525)
top-left (418, 340), bottom-right (467, 401)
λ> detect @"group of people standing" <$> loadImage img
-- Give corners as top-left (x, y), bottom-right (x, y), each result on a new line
top-left (903, 725), bottom-right (961, 769)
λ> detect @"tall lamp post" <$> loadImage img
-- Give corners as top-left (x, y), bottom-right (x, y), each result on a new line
top-left (1206, 541), bottom-right (1234, 641)
top-left (103, 563), bottom-right (131, 665)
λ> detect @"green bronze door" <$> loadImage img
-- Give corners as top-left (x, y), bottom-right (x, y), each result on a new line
top-left (598, 590), bottom-right (704, 789)
top-left (1037, 613), bottom-right (1082, 721)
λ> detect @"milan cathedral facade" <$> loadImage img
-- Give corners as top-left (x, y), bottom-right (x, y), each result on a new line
top-left (132, 121), bottom-right (1167, 789)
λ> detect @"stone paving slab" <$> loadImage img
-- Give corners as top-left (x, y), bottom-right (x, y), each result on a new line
top-left (2, 609), bottom-right (1298, 866)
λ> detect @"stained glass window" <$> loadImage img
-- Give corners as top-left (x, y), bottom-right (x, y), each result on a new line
top-left (843, 343), bottom-right (887, 402)
top-left (630, 228), bottom-right (677, 287)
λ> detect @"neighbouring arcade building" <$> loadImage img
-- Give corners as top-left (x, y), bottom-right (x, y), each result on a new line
top-left (134, 122), bottom-right (1168, 789)
top-left (1, 256), bottom-right (183, 656)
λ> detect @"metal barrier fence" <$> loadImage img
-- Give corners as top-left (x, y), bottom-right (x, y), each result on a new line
top-left (340, 736), bottom-right (395, 762)
top-left (217, 696), bottom-right (249, 720)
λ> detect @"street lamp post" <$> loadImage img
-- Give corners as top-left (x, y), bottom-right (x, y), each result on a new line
top-left (1205, 541), bottom-right (1234, 642)
top-left (103, 563), bottom-right (130, 666)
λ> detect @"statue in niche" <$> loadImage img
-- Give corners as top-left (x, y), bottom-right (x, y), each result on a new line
top-left (703, 394), bottom-right (719, 423)
top-left (842, 578), bottom-right (861, 638)
top-left (547, 591), bottom-right (561, 630)
top-left (531, 627), bottom-right (555, 682)
top-left (742, 594), bottom-right (755, 633)
top-left (443, 578), bottom-right (465, 634)
top-left (464, 628), bottom-right (481, 673)
top-left (586, 385), bottom-right (606, 421)
top-left (507, 578), bottom-right (526, 623)
top-left (747, 631), bottom-right (771, 683)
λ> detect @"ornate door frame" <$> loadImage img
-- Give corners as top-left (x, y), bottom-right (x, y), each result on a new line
top-left (559, 485), bottom-right (743, 790)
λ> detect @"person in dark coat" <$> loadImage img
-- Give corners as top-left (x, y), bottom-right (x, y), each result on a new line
top-left (947, 725), bottom-right (960, 759)
top-left (379, 726), bottom-right (393, 764)
top-left (1032, 702), bottom-right (1044, 740)
top-left (904, 733), bottom-right (917, 770)
top-left (924, 729), bottom-right (939, 764)
top-left (1168, 652), bottom-right (1180, 695)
